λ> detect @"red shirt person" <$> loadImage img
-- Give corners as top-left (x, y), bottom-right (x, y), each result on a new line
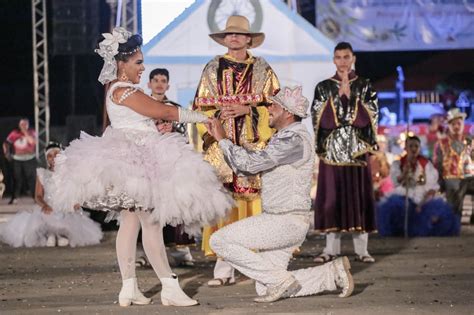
top-left (3, 118), bottom-right (37, 203)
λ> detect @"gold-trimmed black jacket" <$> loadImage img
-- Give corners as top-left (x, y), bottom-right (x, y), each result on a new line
top-left (311, 73), bottom-right (378, 166)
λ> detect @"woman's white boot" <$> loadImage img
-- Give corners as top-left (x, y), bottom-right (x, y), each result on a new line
top-left (160, 274), bottom-right (198, 306)
top-left (46, 234), bottom-right (56, 247)
top-left (118, 277), bottom-right (152, 307)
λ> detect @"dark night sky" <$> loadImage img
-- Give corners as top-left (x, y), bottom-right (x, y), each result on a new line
top-left (1, 0), bottom-right (473, 126)
top-left (1, 0), bottom-right (110, 125)
top-left (1, 0), bottom-right (34, 118)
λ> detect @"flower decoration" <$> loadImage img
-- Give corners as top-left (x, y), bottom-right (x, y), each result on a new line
top-left (270, 86), bottom-right (309, 118)
top-left (95, 27), bottom-right (132, 85)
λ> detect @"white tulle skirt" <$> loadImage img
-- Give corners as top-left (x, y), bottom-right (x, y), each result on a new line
top-left (49, 127), bottom-right (233, 235)
top-left (0, 207), bottom-right (103, 247)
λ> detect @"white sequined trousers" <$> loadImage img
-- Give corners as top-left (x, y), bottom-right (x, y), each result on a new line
top-left (210, 213), bottom-right (338, 297)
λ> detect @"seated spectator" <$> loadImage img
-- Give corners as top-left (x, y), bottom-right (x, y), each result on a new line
top-left (377, 136), bottom-right (460, 237)
top-left (377, 134), bottom-right (395, 165)
top-left (426, 113), bottom-right (446, 160)
top-left (455, 137), bottom-right (474, 221)
top-left (462, 137), bottom-right (473, 177)
top-left (0, 142), bottom-right (102, 247)
top-left (370, 150), bottom-right (393, 201)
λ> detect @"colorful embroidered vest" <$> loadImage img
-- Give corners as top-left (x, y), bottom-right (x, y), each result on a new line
top-left (438, 137), bottom-right (465, 179)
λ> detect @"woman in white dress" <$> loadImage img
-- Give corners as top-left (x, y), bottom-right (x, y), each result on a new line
top-left (1, 142), bottom-right (103, 248)
top-left (377, 136), bottom-right (460, 237)
top-left (48, 28), bottom-right (233, 307)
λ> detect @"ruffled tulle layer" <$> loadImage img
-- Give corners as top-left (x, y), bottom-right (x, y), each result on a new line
top-left (0, 207), bottom-right (103, 247)
top-left (376, 195), bottom-right (460, 237)
top-left (49, 128), bottom-right (233, 235)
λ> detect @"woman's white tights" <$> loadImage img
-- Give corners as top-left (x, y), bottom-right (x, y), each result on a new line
top-left (116, 210), bottom-right (172, 280)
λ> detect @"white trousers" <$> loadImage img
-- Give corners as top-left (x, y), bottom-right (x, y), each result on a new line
top-left (322, 232), bottom-right (370, 257)
top-left (210, 213), bottom-right (338, 297)
top-left (213, 258), bottom-right (235, 280)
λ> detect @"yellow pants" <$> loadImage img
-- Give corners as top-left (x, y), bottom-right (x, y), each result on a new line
top-left (201, 198), bottom-right (262, 256)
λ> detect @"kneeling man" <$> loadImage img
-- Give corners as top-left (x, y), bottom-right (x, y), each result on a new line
top-left (206, 86), bottom-right (354, 303)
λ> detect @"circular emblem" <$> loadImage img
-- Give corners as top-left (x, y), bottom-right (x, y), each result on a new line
top-left (207, 0), bottom-right (263, 33)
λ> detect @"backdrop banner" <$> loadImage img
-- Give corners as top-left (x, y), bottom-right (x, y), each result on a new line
top-left (316, 0), bottom-right (474, 51)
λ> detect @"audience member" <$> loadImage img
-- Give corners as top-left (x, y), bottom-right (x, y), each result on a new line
top-left (434, 108), bottom-right (469, 212)
top-left (2, 118), bottom-right (37, 204)
top-left (377, 136), bottom-right (460, 237)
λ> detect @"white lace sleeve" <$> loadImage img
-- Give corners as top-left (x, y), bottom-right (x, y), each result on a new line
top-left (178, 107), bottom-right (208, 123)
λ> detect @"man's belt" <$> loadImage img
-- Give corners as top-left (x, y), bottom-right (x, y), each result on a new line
top-left (195, 94), bottom-right (263, 107)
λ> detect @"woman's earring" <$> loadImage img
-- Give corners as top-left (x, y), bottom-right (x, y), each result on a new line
top-left (120, 71), bottom-right (129, 82)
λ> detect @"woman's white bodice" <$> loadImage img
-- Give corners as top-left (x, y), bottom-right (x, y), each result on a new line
top-left (37, 168), bottom-right (54, 204)
top-left (106, 81), bottom-right (157, 133)
top-left (390, 159), bottom-right (440, 204)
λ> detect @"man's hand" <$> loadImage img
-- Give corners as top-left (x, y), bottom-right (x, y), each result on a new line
top-left (156, 121), bottom-right (173, 134)
top-left (73, 204), bottom-right (81, 211)
top-left (20, 130), bottom-right (35, 144)
top-left (205, 118), bottom-right (226, 141)
top-left (424, 189), bottom-right (436, 201)
top-left (41, 205), bottom-right (53, 214)
top-left (202, 132), bottom-right (216, 151)
top-left (417, 190), bottom-right (436, 213)
top-left (220, 104), bottom-right (250, 120)
top-left (338, 71), bottom-right (351, 98)
top-left (397, 163), bottom-right (410, 184)
top-left (3, 142), bottom-right (12, 161)
top-left (20, 126), bottom-right (28, 134)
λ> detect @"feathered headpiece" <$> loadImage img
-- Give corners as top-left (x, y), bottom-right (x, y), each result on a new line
top-left (269, 86), bottom-right (309, 118)
top-left (94, 27), bottom-right (132, 84)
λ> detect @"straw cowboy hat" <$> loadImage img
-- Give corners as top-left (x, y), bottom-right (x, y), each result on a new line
top-left (447, 108), bottom-right (467, 123)
top-left (209, 15), bottom-right (265, 49)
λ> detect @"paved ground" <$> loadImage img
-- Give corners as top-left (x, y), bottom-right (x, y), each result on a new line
top-left (1, 198), bottom-right (473, 315)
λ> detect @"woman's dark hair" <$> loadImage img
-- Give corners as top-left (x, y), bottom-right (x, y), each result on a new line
top-left (45, 141), bottom-right (63, 153)
top-left (96, 33), bottom-right (143, 62)
top-left (406, 135), bottom-right (421, 144)
top-left (115, 34), bottom-right (142, 62)
top-left (294, 115), bottom-right (303, 122)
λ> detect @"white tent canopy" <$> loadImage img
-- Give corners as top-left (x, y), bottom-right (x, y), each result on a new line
top-left (141, 0), bottom-right (335, 131)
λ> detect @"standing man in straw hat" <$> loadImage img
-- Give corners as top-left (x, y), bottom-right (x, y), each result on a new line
top-left (206, 86), bottom-right (354, 303)
top-left (434, 108), bottom-right (469, 211)
top-left (193, 15), bottom-right (280, 287)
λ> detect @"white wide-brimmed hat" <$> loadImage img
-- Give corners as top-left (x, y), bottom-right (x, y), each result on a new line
top-left (447, 108), bottom-right (467, 123)
top-left (209, 15), bottom-right (265, 49)
top-left (269, 86), bottom-right (309, 118)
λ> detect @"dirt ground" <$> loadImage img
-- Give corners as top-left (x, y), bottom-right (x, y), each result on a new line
top-left (0, 199), bottom-right (473, 314)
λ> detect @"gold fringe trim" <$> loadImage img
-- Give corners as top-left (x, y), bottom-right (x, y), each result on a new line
top-left (313, 226), bottom-right (378, 234)
top-left (319, 157), bottom-right (367, 167)
top-left (232, 192), bottom-right (260, 201)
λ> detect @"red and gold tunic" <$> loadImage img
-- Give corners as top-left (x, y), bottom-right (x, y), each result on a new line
top-left (194, 52), bottom-right (280, 200)
top-left (434, 136), bottom-right (467, 179)
top-left (194, 52), bottom-right (280, 256)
